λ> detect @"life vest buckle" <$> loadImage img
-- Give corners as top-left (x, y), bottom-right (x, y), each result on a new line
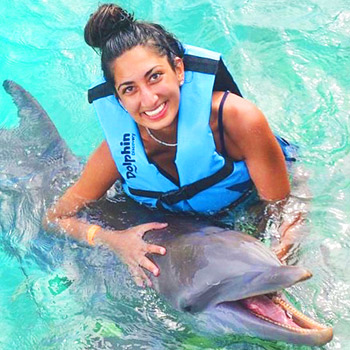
top-left (160, 184), bottom-right (198, 206)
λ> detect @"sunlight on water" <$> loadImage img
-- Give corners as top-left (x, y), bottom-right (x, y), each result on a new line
top-left (0, 0), bottom-right (349, 349)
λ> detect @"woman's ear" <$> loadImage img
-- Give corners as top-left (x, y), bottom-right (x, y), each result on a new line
top-left (174, 57), bottom-right (185, 85)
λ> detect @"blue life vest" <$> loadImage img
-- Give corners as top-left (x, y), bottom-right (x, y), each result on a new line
top-left (88, 45), bottom-right (295, 214)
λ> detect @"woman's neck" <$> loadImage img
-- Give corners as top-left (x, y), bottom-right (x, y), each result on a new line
top-left (143, 115), bottom-right (178, 147)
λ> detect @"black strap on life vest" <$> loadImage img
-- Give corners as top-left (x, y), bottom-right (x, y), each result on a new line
top-left (126, 157), bottom-right (252, 206)
top-left (88, 81), bottom-right (114, 104)
top-left (182, 54), bottom-right (218, 74)
top-left (87, 53), bottom-right (241, 103)
top-left (213, 58), bottom-right (242, 97)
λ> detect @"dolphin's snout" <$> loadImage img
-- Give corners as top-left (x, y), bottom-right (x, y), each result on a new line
top-left (298, 269), bottom-right (312, 282)
top-left (267, 265), bottom-right (313, 290)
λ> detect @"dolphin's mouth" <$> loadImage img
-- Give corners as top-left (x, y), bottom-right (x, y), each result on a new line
top-left (240, 293), bottom-right (328, 333)
top-left (220, 293), bottom-right (332, 335)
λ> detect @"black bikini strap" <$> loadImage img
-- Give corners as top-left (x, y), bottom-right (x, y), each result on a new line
top-left (218, 91), bottom-right (230, 158)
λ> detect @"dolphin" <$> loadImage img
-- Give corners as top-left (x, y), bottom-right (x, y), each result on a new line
top-left (1, 80), bottom-right (333, 346)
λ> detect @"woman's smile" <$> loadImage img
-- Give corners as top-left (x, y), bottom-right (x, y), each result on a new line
top-left (142, 101), bottom-right (168, 120)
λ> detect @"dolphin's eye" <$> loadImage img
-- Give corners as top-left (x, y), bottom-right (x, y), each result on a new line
top-left (183, 305), bottom-right (192, 312)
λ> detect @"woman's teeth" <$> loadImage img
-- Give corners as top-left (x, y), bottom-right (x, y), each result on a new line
top-left (144, 103), bottom-right (165, 117)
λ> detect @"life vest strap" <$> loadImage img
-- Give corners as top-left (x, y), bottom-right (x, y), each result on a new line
top-left (88, 81), bottom-right (114, 104)
top-left (183, 55), bottom-right (218, 74)
top-left (127, 158), bottom-right (248, 206)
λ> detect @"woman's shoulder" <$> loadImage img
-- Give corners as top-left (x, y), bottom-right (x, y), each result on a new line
top-left (211, 91), bottom-right (268, 137)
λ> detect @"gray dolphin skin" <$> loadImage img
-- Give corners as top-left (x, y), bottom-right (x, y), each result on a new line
top-left (1, 80), bottom-right (333, 346)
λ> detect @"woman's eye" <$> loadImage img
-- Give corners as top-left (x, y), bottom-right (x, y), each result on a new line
top-left (123, 86), bottom-right (134, 94)
top-left (150, 72), bottom-right (162, 81)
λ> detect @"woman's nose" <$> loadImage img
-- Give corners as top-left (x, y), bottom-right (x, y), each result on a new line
top-left (139, 86), bottom-right (158, 107)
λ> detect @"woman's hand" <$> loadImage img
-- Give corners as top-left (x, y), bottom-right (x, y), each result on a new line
top-left (98, 222), bottom-right (168, 287)
top-left (273, 212), bottom-right (304, 263)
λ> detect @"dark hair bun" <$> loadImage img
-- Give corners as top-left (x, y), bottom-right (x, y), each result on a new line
top-left (84, 3), bottom-right (134, 49)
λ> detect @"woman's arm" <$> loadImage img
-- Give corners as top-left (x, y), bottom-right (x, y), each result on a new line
top-left (220, 93), bottom-right (305, 260)
top-left (44, 140), bottom-right (167, 286)
top-left (44, 141), bottom-right (119, 235)
top-left (221, 93), bottom-right (290, 201)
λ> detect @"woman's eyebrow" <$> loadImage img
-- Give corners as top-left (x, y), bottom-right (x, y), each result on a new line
top-left (117, 65), bottom-right (163, 91)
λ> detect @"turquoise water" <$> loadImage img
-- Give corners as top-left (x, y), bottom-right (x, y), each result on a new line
top-left (0, 0), bottom-right (349, 349)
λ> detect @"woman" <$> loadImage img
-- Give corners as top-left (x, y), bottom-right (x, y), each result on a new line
top-left (45, 3), bottom-right (295, 287)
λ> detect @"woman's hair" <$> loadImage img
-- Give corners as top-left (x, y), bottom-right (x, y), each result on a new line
top-left (84, 3), bottom-right (184, 85)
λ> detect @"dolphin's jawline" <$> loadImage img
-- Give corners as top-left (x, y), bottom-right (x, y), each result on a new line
top-left (213, 295), bottom-right (333, 346)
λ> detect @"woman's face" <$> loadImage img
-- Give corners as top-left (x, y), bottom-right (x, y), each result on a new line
top-left (112, 45), bottom-right (184, 131)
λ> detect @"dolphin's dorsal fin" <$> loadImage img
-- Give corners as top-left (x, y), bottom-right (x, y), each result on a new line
top-left (3, 80), bottom-right (63, 144)
top-left (2, 80), bottom-right (77, 161)
top-left (1, 80), bottom-right (79, 179)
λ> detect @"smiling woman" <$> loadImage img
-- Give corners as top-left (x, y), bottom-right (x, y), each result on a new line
top-left (44, 2), bottom-right (297, 287)
top-left (112, 45), bottom-right (184, 133)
